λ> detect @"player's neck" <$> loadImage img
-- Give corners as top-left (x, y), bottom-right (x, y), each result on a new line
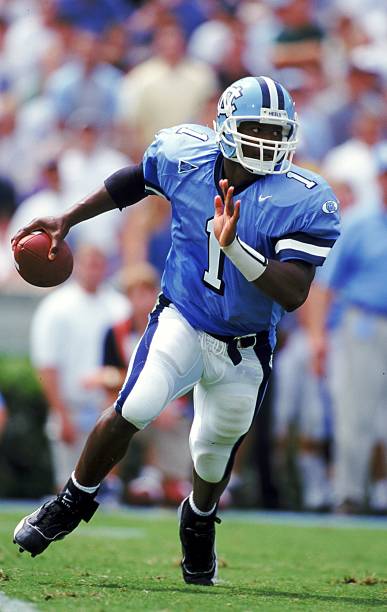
top-left (222, 158), bottom-right (263, 190)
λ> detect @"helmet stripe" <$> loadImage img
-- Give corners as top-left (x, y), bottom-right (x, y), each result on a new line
top-left (274, 81), bottom-right (285, 110)
top-left (261, 77), bottom-right (279, 110)
top-left (256, 77), bottom-right (270, 108)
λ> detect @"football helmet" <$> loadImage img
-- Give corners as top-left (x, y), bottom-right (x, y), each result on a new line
top-left (214, 76), bottom-right (299, 175)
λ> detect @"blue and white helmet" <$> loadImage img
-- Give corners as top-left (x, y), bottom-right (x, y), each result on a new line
top-left (214, 76), bottom-right (299, 175)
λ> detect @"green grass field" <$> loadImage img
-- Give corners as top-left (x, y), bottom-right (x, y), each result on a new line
top-left (1, 506), bottom-right (386, 611)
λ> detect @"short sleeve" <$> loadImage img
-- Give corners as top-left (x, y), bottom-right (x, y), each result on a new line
top-left (142, 133), bottom-right (170, 200)
top-left (274, 185), bottom-right (341, 267)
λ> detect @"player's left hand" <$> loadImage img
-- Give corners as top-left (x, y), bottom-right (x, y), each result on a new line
top-left (214, 179), bottom-right (240, 247)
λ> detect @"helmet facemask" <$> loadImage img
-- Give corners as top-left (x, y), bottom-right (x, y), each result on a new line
top-left (215, 112), bottom-right (299, 175)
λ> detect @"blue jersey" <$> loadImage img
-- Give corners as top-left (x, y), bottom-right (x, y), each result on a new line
top-left (143, 124), bottom-right (340, 346)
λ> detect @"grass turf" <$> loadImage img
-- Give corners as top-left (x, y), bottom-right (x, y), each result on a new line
top-left (0, 507), bottom-right (387, 611)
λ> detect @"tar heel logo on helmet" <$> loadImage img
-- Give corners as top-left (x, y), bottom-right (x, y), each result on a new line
top-left (217, 85), bottom-right (243, 117)
top-left (322, 200), bottom-right (339, 214)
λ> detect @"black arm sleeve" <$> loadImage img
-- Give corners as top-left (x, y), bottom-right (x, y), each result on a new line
top-left (104, 163), bottom-right (146, 211)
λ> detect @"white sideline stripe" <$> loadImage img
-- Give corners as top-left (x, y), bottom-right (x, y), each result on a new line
top-left (275, 238), bottom-right (331, 258)
top-left (0, 591), bottom-right (37, 612)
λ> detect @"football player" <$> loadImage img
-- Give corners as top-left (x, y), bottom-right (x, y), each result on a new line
top-left (12, 76), bottom-right (340, 585)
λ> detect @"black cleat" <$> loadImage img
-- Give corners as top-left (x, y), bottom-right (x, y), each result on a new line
top-left (178, 497), bottom-right (221, 586)
top-left (13, 481), bottom-right (99, 557)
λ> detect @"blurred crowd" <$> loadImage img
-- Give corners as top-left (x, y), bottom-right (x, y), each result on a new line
top-left (0, 0), bottom-right (386, 514)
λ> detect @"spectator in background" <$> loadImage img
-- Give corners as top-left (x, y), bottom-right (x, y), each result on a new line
top-left (323, 55), bottom-right (384, 147)
top-left (271, 0), bottom-right (326, 71)
top-left (45, 27), bottom-right (122, 126)
top-left (0, 174), bottom-right (17, 285)
top-left (308, 143), bottom-right (387, 513)
top-left (273, 306), bottom-right (332, 511)
top-left (120, 194), bottom-right (171, 278)
top-left (0, 392), bottom-right (7, 438)
top-left (0, 14), bottom-right (13, 94)
top-left (55, 0), bottom-right (132, 36)
top-left (58, 109), bottom-right (130, 270)
top-left (118, 18), bottom-right (217, 159)
top-left (187, 2), bottom-right (245, 83)
top-left (277, 67), bottom-right (333, 164)
top-left (322, 99), bottom-right (386, 209)
top-left (0, 93), bottom-right (39, 196)
top-left (7, 159), bottom-right (66, 242)
top-left (215, 18), bottom-right (251, 91)
top-left (4, 158), bottom-right (67, 288)
top-left (2, 0), bottom-right (62, 102)
top-left (30, 243), bottom-right (129, 490)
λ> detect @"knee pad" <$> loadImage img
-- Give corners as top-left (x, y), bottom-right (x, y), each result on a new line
top-left (190, 391), bottom-right (255, 482)
top-left (190, 438), bottom-right (235, 483)
top-left (119, 367), bottom-right (171, 430)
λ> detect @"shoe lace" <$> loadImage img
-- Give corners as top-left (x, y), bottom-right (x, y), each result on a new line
top-left (38, 499), bottom-right (70, 528)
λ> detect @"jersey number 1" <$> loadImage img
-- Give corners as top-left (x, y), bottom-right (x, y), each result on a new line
top-left (202, 218), bottom-right (225, 294)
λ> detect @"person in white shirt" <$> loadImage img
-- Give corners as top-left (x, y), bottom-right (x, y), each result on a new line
top-left (59, 111), bottom-right (130, 266)
top-left (30, 243), bottom-right (130, 489)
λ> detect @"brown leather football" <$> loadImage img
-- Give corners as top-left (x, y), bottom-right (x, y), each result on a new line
top-left (14, 232), bottom-right (73, 287)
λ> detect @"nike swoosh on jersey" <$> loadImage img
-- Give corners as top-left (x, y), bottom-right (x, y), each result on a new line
top-left (258, 195), bottom-right (272, 202)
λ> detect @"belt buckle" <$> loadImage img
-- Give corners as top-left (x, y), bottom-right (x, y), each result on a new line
top-left (235, 334), bottom-right (256, 350)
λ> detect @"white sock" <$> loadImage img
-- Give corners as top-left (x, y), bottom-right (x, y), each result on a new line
top-left (71, 471), bottom-right (100, 494)
top-left (189, 492), bottom-right (216, 517)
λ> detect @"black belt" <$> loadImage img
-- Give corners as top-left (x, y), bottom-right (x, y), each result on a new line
top-left (207, 331), bottom-right (269, 366)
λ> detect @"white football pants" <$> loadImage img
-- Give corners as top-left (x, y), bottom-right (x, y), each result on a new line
top-left (115, 297), bottom-right (272, 483)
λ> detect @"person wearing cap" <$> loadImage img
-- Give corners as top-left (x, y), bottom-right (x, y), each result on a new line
top-left (308, 142), bottom-right (387, 513)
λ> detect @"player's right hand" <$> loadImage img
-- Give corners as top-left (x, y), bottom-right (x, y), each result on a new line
top-left (11, 215), bottom-right (69, 260)
top-left (214, 178), bottom-right (241, 247)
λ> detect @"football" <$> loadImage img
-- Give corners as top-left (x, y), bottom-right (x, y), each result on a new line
top-left (13, 231), bottom-right (73, 287)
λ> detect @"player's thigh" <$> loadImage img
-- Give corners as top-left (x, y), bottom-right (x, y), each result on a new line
top-left (190, 345), bottom-right (271, 481)
top-left (116, 304), bottom-right (203, 429)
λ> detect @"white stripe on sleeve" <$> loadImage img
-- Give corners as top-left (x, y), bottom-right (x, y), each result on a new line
top-left (275, 238), bottom-right (331, 258)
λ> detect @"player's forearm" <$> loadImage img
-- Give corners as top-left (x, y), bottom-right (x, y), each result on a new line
top-left (62, 186), bottom-right (118, 231)
top-left (221, 236), bottom-right (314, 311)
top-left (253, 259), bottom-right (314, 311)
